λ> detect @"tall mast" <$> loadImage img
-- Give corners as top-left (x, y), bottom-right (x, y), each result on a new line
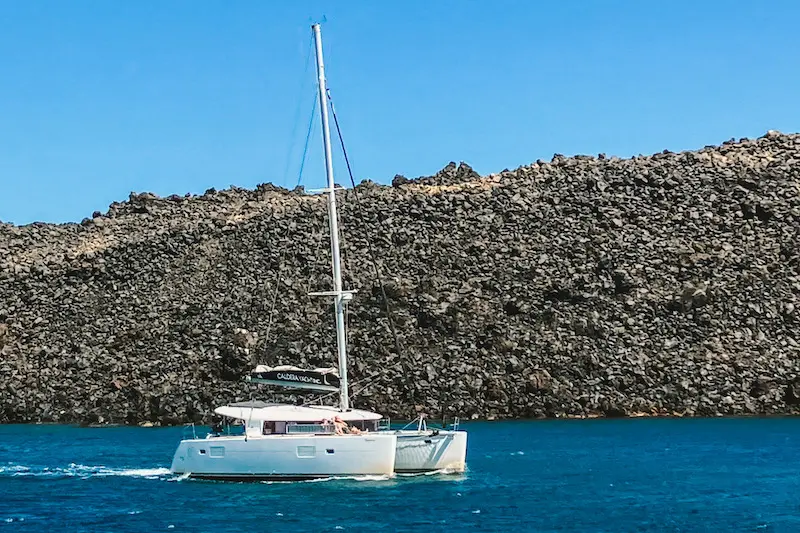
top-left (312, 23), bottom-right (350, 411)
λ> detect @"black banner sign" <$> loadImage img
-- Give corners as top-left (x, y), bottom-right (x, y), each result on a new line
top-left (248, 369), bottom-right (340, 392)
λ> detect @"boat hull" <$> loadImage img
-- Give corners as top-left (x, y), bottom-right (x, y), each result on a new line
top-left (392, 430), bottom-right (468, 473)
top-left (170, 433), bottom-right (397, 480)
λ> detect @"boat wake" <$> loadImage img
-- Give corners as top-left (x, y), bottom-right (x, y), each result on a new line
top-left (0, 462), bottom-right (172, 480)
top-left (2, 462), bottom-right (465, 483)
top-left (259, 470), bottom-right (465, 484)
top-left (260, 474), bottom-right (394, 484)
top-left (397, 467), bottom-right (465, 477)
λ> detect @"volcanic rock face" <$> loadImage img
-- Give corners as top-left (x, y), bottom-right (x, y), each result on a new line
top-left (1, 132), bottom-right (799, 425)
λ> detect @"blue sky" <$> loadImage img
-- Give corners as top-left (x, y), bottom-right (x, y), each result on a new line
top-left (1, 1), bottom-right (798, 224)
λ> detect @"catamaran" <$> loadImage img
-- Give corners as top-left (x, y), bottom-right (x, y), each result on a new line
top-left (242, 366), bottom-right (468, 474)
top-left (169, 23), bottom-right (466, 480)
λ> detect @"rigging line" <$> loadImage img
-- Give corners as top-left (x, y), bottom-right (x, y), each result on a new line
top-left (324, 88), bottom-right (414, 404)
top-left (262, 92), bottom-right (319, 354)
top-left (280, 35), bottom-right (315, 187)
top-left (348, 377), bottom-right (383, 401)
top-left (298, 371), bottom-right (382, 408)
top-left (295, 92), bottom-right (319, 188)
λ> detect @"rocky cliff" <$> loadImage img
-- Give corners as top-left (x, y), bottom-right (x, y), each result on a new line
top-left (1, 131), bottom-right (799, 425)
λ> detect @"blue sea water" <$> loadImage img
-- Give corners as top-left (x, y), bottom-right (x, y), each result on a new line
top-left (1, 418), bottom-right (799, 532)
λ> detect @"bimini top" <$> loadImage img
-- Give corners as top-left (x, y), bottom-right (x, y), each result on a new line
top-left (247, 365), bottom-right (340, 392)
top-left (214, 402), bottom-right (382, 422)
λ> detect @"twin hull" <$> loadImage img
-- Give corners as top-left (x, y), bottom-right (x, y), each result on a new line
top-left (169, 430), bottom-right (468, 480)
top-left (170, 433), bottom-right (397, 480)
top-left (394, 430), bottom-right (468, 473)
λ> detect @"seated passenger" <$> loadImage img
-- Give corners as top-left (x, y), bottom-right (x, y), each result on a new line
top-left (332, 416), bottom-right (363, 435)
top-left (333, 416), bottom-right (349, 435)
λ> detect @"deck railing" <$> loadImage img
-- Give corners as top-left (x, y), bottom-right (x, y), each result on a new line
top-left (182, 423), bottom-right (198, 440)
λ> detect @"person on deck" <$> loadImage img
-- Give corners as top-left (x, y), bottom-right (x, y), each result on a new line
top-left (333, 416), bottom-right (362, 435)
top-left (333, 416), bottom-right (347, 435)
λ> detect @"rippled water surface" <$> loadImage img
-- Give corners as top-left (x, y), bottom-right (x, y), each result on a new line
top-left (2, 418), bottom-right (799, 532)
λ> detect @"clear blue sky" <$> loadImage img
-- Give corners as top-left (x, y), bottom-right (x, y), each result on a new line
top-left (1, 1), bottom-right (799, 224)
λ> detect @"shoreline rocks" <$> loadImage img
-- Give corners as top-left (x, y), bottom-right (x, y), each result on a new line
top-left (1, 132), bottom-right (799, 426)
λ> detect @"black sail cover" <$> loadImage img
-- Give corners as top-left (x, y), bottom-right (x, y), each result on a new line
top-left (247, 365), bottom-right (340, 392)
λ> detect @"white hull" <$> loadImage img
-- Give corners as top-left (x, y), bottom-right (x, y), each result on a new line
top-left (392, 430), bottom-right (468, 473)
top-left (170, 433), bottom-right (397, 480)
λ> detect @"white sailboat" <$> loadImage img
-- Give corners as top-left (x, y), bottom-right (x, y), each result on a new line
top-left (169, 23), bottom-right (397, 480)
top-left (169, 22), bottom-right (467, 480)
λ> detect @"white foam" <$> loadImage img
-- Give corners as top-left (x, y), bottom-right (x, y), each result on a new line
top-left (259, 474), bottom-right (393, 485)
top-left (0, 464), bottom-right (30, 474)
top-left (113, 467), bottom-right (172, 478)
top-left (305, 474), bottom-right (393, 483)
top-left (396, 467), bottom-right (461, 477)
top-left (172, 472), bottom-right (191, 482)
top-left (1, 462), bottom-right (172, 480)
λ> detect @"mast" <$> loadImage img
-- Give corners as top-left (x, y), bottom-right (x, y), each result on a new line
top-left (312, 23), bottom-right (351, 411)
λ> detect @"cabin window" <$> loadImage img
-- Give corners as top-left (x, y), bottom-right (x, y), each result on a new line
top-left (287, 423), bottom-right (333, 434)
top-left (348, 420), bottom-right (379, 432)
top-left (326, 449), bottom-right (334, 454)
top-left (209, 446), bottom-right (225, 457)
top-left (297, 446), bottom-right (316, 458)
top-left (263, 422), bottom-right (275, 435)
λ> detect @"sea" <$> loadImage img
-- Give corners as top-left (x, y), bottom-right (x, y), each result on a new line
top-left (1, 417), bottom-right (799, 532)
